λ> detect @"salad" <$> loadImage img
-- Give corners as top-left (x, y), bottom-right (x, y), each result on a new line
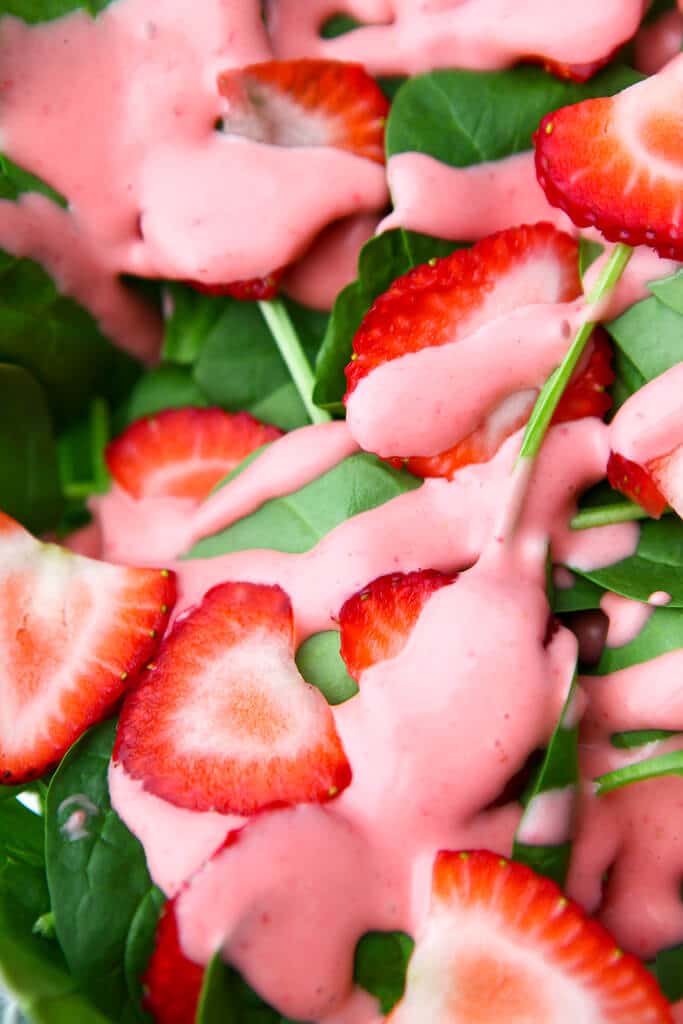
top-left (3, 0), bottom-right (683, 1021)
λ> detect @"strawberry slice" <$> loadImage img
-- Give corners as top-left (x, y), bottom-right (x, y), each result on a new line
top-left (217, 59), bottom-right (389, 165)
top-left (185, 268), bottom-right (285, 302)
top-left (0, 511), bottom-right (174, 783)
top-left (389, 850), bottom-right (672, 1023)
top-left (142, 900), bottom-right (204, 1024)
top-left (345, 223), bottom-right (581, 398)
top-left (535, 59), bottom-right (683, 257)
top-left (106, 407), bottom-right (282, 501)
top-left (114, 582), bottom-right (351, 814)
top-left (395, 330), bottom-right (613, 480)
top-left (607, 452), bottom-right (669, 518)
top-left (339, 570), bottom-right (456, 681)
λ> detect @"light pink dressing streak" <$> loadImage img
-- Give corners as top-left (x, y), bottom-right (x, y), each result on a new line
top-left (0, 0), bottom-right (387, 358)
top-left (268, 0), bottom-right (645, 77)
top-left (600, 592), bottom-right (654, 649)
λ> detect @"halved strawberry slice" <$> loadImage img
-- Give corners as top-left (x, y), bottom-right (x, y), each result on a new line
top-left (389, 850), bottom-right (672, 1023)
top-left (217, 59), bottom-right (389, 164)
top-left (142, 900), bottom-right (204, 1024)
top-left (345, 223), bottom-right (581, 398)
top-left (185, 268), bottom-right (285, 302)
top-left (339, 570), bottom-right (456, 681)
top-left (607, 452), bottom-right (669, 518)
top-left (0, 511), bottom-right (174, 783)
top-left (535, 57), bottom-right (683, 257)
top-left (114, 582), bottom-right (351, 814)
top-left (394, 330), bottom-right (613, 480)
top-left (106, 407), bottom-right (282, 501)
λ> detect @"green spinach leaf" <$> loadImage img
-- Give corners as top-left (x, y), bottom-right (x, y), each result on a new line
top-left (186, 452), bottom-right (420, 559)
top-left (313, 229), bottom-right (462, 412)
top-left (193, 297), bottom-right (327, 431)
top-left (0, 0), bottom-right (112, 23)
top-left (353, 931), bottom-right (413, 1015)
top-left (386, 64), bottom-right (641, 166)
top-left (575, 518), bottom-right (683, 607)
top-left (648, 267), bottom-right (683, 315)
top-left (45, 720), bottom-right (158, 1021)
top-left (0, 155), bottom-right (66, 208)
top-left (587, 606), bottom-right (683, 675)
top-left (0, 798), bottom-right (45, 869)
top-left (125, 364), bottom-right (208, 423)
top-left (197, 955), bottom-right (305, 1024)
top-left (606, 295), bottom-right (683, 388)
top-left (0, 363), bottom-right (62, 533)
top-left (0, 249), bottom-right (140, 425)
top-left (295, 632), bottom-right (358, 705)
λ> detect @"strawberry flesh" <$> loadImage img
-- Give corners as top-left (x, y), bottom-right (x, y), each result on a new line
top-left (339, 570), bottom-right (457, 681)
top-left (535, 61), bottom-right (683, 257)
top-left (218, 59), bottom-right (389, 165)
top-left (0, 511), bottom-right (175, 783)
top-left (143, 900), bottom-right (204, 1024)
top-left (106, 407), bottom-right (282, 501)
top-left (607, 451), bottom-right (668, 518)
top-left (114, 581), bottom-right (351, 814)
top-left (389, 849), bottom-right (673, 1023)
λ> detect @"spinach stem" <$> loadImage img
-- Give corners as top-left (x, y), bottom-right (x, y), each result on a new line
top-left (518, 243), bottom-right (632, 462)
top-left (570, 501), bottom-right (654, 530)
top-left (258, 298), bottom-right (331, 425)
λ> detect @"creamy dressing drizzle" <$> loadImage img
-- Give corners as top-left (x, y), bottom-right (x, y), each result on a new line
top-left (268, 0), bottom-right (645, 77)
top-left (4, 0), bottom-right (683, 1017)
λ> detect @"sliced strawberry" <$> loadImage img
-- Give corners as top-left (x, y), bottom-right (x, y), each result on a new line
top-left (0, 511), bottom-right (174, 783)
top-left (389, 849), bottom-right (672, 1023)
top-left (218, 59), bottom-right (389, 164)
top-left (114, 582), bottom-right (351, 814)
top-left (344, 223), bottom-right (581, 398)
top-left (339, 570), bottom-right (456, 681)
top-left (106, 407), bottom-right (282, 501)
top-left (607, 451), bottom-right (669, 518)
top-left (539, 46), bottom-right (618, 84)
top-left (535, 60), bottom-right (683, 257)
top-left (142, 900), bottom-right (204, 1024)
top-left (185, 268), bottom-right (284, 302)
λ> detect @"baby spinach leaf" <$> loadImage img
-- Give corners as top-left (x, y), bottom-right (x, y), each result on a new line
top-left (578, 239), bottom-right (604, 280)
top-left (611, 730), bottom-right (680, 750)
top-left (45, 720), bottom-right (158, 1021)
top-left (648, 268), bottom-right (683, 315)
top-left (125, 364), bottom-right (208, 423)
top-left (0, 363), bottom-right (62, 533)
top-left (0, 798), bottom-right (45, 869)
top-left (0, 0), bottom-right (112, 23)
top-left (197, 955), bottom-right (305, 1024)
top-left (586, 606), bottom-right (683, 676)
top-left (551, 573), bottom-right (604, 613)
top-left (595, 749), bottom-right (683, 796)
top-left (576, 518), bottom-right (683, 607)
top-left (319, 13), bottom-right (361, 37)
top-left (654, 941), bottom-right (683, 1003)
top-left (610, 346), bottom-right (646, 412)
top-left (295, 632), bottom-right (358, 705)
top-left (353, 931), bottom-right (413, 1015)
top-left (0, 859), bottom-right (109, 1024)
top-left (513, 675), bottom-right (579, 886)
top-left (386, 64), bottom-right (641, 166)
top-left (193, 297), bottom-right (327, 431)
top-left (606, 295), bottom-right (683, 387)
top-left (162, 284), bottom-right (228, 366)
top-left (186, 453), bottom-right (420, 559)
top-left (313, 229), bottom-right (462, 412)
top-left (0, 154), bottom-right (67, 208)
top-left (0, 249), bottom-right (140, 425)
top-left (123, 887), bottom-right (164, 1021)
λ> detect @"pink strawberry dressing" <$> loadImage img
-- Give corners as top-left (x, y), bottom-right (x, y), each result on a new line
top-left (268, 0), bottom-right (645, 77)
top-left (0, 0), bottom-right (387, 358)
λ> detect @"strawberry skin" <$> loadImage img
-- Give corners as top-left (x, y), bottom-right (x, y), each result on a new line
top-left (339, 570), bottom-right (456, 681)
top-left (0, 511), bottom-right (174, 783)
top-left (535, 62), bottom-right (683, 258)
top-left (106, 407), bottom-right (282, 501)
top-left (143, 900), bottom-right (204, 1024)
top-left (607, 452), bottom-right (669, 518)
top-left (218, 59), bottom-right (389, 165)
top-left (344, 223), bottom-right (581, 398)
top-left (114, 582), bottom-right (351, 814)
top-left (185, 268), bottom-right (284, 302)
top-left (389, 850), bottom-right (672, 1023)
